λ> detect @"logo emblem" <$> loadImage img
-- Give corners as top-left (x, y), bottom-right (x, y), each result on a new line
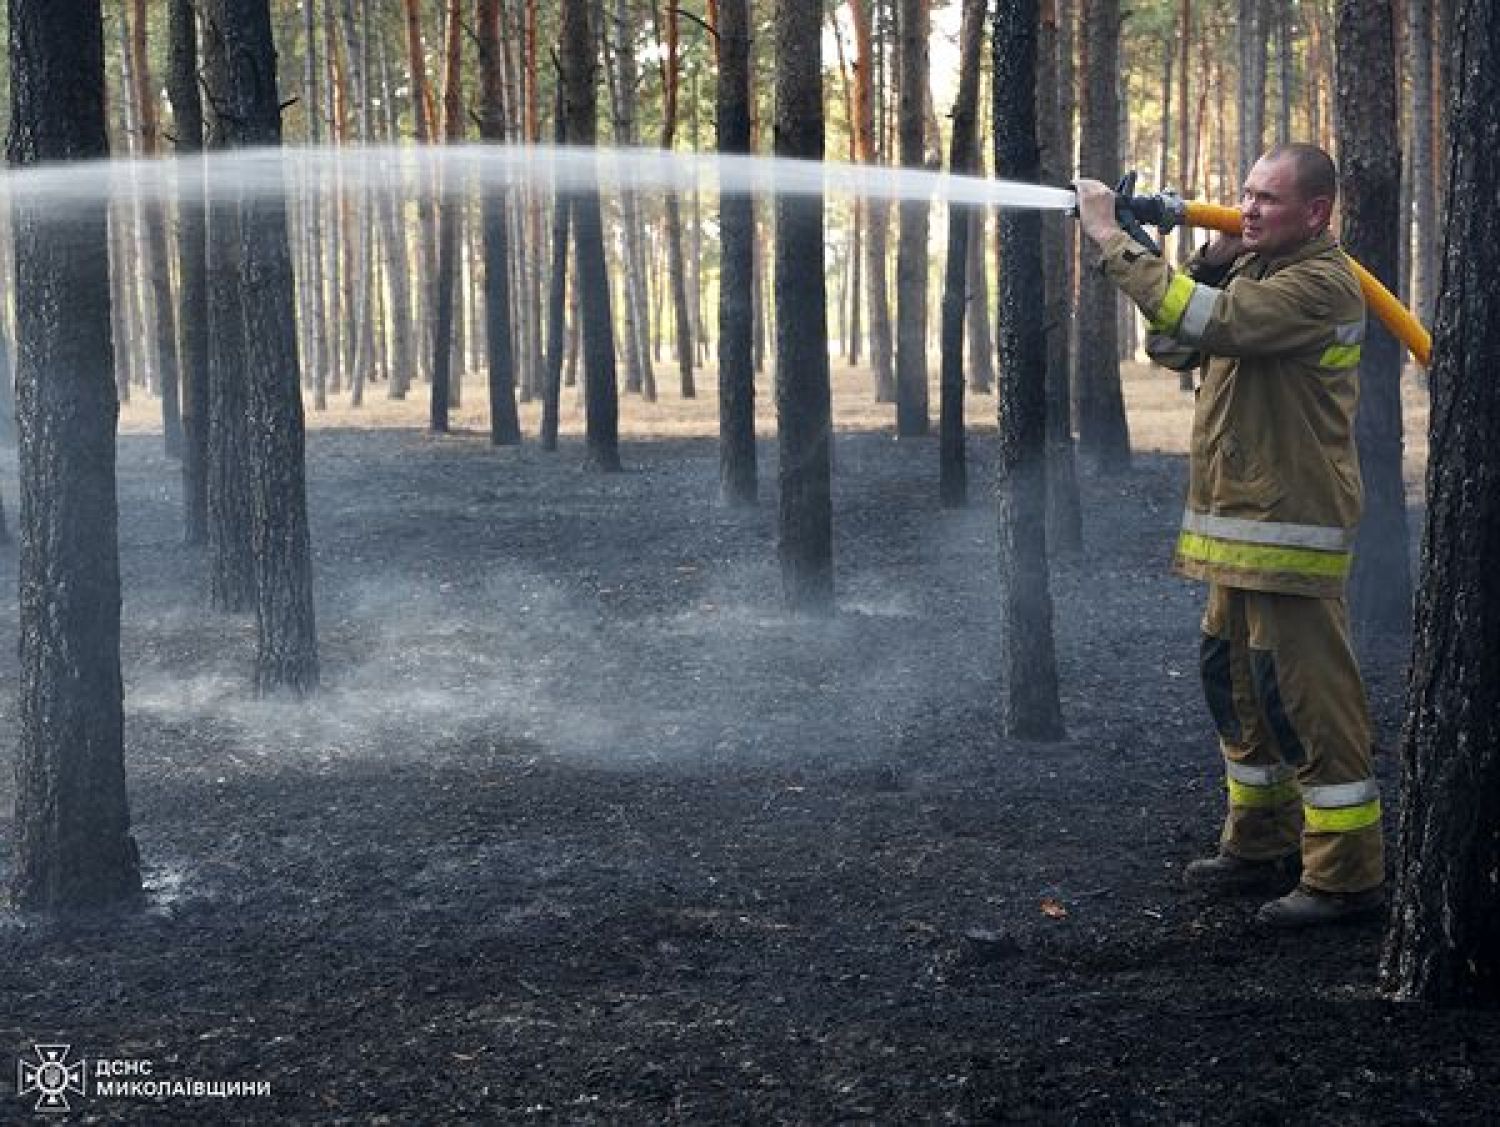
top-left (17, 1045), bottom-right (86, 1112)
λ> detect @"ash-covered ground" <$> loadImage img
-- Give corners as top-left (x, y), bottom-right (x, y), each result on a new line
top-left (1, 421), bottom-right (1495, 1124)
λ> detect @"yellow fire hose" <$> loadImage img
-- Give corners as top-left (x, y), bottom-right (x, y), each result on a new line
top-left (1177, 199), bottom-right (1432, 367)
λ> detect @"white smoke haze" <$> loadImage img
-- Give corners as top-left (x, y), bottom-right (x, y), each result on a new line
top-left (122, 548), bottom-right (999, 778)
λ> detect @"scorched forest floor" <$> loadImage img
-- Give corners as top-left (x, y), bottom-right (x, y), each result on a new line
top-left (1, 410), bottom-right (1496, 1124)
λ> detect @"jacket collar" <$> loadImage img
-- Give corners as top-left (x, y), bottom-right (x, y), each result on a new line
top-left (1238, 230), bottom-right (1339, 277)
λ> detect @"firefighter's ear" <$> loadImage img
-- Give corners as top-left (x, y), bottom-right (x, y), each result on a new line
top-left (1305, 194), bottom-right (1334, 233)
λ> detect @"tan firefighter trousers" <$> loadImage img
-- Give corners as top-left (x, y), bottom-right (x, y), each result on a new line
top-left (1199, 584), bottom-right (1384, 893)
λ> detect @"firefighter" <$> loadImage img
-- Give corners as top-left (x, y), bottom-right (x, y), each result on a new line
top-left (1075, 143), bottom-right (1384, 928)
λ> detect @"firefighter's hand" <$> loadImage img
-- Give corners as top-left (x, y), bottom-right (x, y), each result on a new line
top-left (1199, 234), bottom-right (1244, 266)
top-left (1074, 179), bottom-right (1120, 245)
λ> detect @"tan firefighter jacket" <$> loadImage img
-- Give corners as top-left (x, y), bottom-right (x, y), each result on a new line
top-left (1097, 228), bottom-right (1367, 598)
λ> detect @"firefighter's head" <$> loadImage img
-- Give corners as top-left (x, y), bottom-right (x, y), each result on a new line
top-left (1239, 143), bottom-right (1337, 258)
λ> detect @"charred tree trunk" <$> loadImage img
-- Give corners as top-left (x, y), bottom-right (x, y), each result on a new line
top-left (775, 0), bottom-right (834, 613)
top-left (894, 0), bottom-right (930, 436)
top-left (202, 0), bottom-right (320, 695)
top-left (561, 0), bottom-right (621, 470)
top-left (939, 0), bottom-right (986, 508)
top-left (1040, 0), bottom-right (1083, 553)
top-left (717, 0), bottom-right (756, 505)
top-left (479, 0), bottom-right (521, 445)
top-left (203, 35), bottom-right (257, 614)
top-left (994, 0), bottom-right (1065, 740)
top-left (1380, 0), bottom-right (1500, 1006)
top-left (169, 0), bottom-right (211, 545)
top-left (9, 0), bottom-right (144, 913)
top-left (1077, 0), bottom-right (1131, 471)
top-left (1336, 0), bottom-right (1411, 640)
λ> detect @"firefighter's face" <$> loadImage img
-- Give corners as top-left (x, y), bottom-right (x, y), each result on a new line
top-left (1239, 156), bottom-right (1332, 256)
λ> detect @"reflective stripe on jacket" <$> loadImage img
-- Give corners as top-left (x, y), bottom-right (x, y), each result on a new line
top-left (1099, 229), bottom-right (1366, 598)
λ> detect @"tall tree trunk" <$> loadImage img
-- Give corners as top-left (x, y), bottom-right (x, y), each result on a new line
top-left (299, 0), bottom-right (332, 408)
top-left (202, 22), bottom-right (257, 613)
top-left (1337, 0), bottom-right (1411, 639)
top-left (1237, 0), bottom-right (1267, 178)
top-left (561, 0), bottom-right (622, 470)
top-left (336, 0), bottom-right (376, 405)
top-left (1380, 0), bottom-right (1500, 1007)
top-left (479, 0), bottom-right (521, 444)
top-left (403, 0), bottom-right (439, 387)
top-left (1408, 0), bottom-right (1439, 329)
top-left (1040, 0), bottom-right (1082, 554)
top-left (965, 209), bottom-right (996, 393)
top-left (655, 0), bottom-right (697, 398)
top-left (169, 0), bottom-right (211, 544)
top-left (895, 0), bottom-right (931, 436)
top-left (775, 0), bottom-right (834, 613)
top-left (717, 0), bottom-right (756, 506)
top-left (1077, 0), bottom-right (1131, 471)
top-left (608, 0), bottom-right (652, 397)
top-left (375, 28), bottom-right (417, 398)
top-left (430, 0), bottom-right (465, 433)
top-left (129, 0), bottom-right (184, 457)
top-left (8, 0), bottom-right (144, 913)
top-left (850, 0), bottom-right (895, 403)
top-left (202, 0), bottom-right (320, 695)
top-left (939, 0), bottom-right (986, 507)
top-left (994, 0), bottom-right (1064, 740)
top-left (541, 88), bottom-right (569, 451)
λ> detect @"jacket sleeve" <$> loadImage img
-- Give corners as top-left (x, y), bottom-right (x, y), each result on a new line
top-left (1097, 229), bottom-right (1354, 362)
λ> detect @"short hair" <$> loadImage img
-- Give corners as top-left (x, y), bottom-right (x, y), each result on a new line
top-left (1263, 143), bottom-right (1338, 204)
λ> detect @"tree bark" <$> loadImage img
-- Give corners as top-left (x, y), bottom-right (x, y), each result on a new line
top-left (1236, 0), bottom-right (1267, 179)
top-left (994, 0), bottom-right (1065, 740)
top-left (479, 0), bottom-right (522, 445)
top-left (608, 0), bottom-right (654, 398)
top-left (541, 87), bottom-right (569, 451)
top-left (895, 0), bottom-right (930, 436)
top-left (202, 0), bottom-right (320, 695)
top-left (1040, 0), bottom-right (1083, 554)
top-left (938, 0), bottom-right (986, 508)
top-left (561, 0), bottom-right (622, 470)
top-left (850, 0), bottom-right (895, 403)
top-left (429, 0), bottom-right (464, 433)
top-left (1336, 0), bottom-right (1412, 641)
top-left (1381, 0), bottom-right (1500, 1007)
top-left (169, 0), bottom-right (211, 545)
top-left (1077, 0), bottom-right (1131, 471)
top-left (129, 0), bottom-right (184, 457)
top-left (655, 0), bottom-right (696, 398)
top-left (717, 0), bottom-right (756, 506)
top-left (775, 0), bottom-right (834, 613)
top-left (9, 0), bottom-right (144, 914)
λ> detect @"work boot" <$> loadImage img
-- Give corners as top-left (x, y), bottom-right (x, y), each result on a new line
top-left (1183, 851), bottom-right (1301, 895)
top-left (1255, 884), bottom-right (1385, 930)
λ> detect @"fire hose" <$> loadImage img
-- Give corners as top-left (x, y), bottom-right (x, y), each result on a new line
top-left (1102, 173), bottom-right (1432, 367)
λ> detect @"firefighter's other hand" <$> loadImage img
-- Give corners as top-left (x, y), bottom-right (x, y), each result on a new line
top-left (1074, 179), bottom-right (1120, 245)
top-left (1200, 234), bottom-right (1244, 266)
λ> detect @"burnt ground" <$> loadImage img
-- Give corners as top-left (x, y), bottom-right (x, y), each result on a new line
top-left (1, 423), bottom-right (1497, 1125)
